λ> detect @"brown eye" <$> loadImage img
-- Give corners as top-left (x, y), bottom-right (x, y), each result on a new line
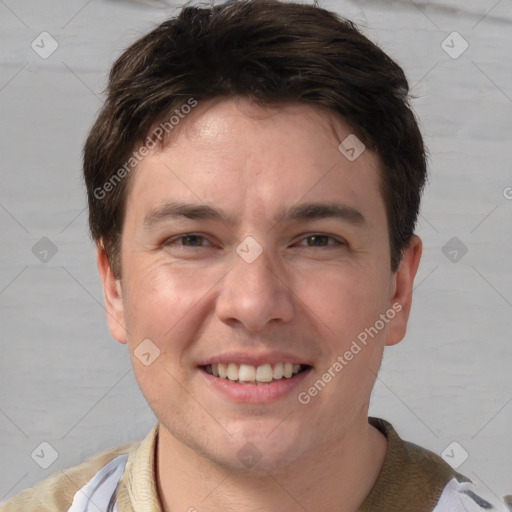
top-left (306, 235), bottom-right (329, 246)
top-left (296, 234), bottom-right (346, 247)
top-left (164, 234), bottom-right (211, 247)
top-left (178, 235), bottom-right (206, 246)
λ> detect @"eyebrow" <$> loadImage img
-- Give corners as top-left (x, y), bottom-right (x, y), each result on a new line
top-left (283, 202), bottom-right (365, 226)
top-left (143, 201), bottom-right (236, 229)
top-left (142, 200), bottom-right (366, 230)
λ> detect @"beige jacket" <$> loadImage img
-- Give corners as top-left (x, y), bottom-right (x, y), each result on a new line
top-left (1, 417), bottom-right (510, 511)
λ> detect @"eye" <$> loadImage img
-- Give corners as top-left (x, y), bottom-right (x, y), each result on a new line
top-left (164, 234), bottom-right (213, 248)
top-left (295, 234), bottom-right (346, 248)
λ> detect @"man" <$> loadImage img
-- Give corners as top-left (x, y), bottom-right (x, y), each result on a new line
top-left (2, 0), bottom-right (510, 510)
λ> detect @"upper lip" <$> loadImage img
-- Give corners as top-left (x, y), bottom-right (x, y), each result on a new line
top-left (198, 350), bottom-right (313, 367)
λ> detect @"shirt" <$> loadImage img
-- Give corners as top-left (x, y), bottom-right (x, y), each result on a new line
top-left (1, 417), bottom-right (510, 511)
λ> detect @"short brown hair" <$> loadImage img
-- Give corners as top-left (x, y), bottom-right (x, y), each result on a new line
top-left (83, 0), bottom-right (427, 277)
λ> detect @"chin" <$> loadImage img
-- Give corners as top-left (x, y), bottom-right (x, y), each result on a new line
top-left (220, 432), bottom-right (308, 476)
top-left (216, 446), bottom-right (305, 476)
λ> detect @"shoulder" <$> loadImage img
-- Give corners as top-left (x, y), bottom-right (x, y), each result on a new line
top-left (434, 478), bottom-right (512, 512)
top-left (365, 417), bottom-right (512, 511)
top-left (0, 441), bottom-right (138, 512)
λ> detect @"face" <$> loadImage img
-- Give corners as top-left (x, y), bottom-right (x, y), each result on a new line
top-left (98, 98), bottom-right (421, 474)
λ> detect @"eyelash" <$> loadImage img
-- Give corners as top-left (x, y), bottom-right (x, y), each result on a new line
top-left (163, 233), bottom-right (346, 249)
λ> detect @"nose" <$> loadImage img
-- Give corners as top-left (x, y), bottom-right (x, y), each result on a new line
top-left (215, 242), bottom-right (295, 331)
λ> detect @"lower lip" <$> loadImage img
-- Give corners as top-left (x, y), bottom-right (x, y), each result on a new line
top-left (198, 366), bottom-right (312, 404)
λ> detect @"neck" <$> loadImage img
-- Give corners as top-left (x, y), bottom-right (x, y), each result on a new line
top-left (156, 414), bottom-right (387, 512)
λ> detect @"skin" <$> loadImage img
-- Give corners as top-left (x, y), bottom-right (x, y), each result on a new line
top-left (97, 97), bottom-right (422, 512)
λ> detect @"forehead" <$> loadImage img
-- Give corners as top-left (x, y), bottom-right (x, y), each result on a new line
top-left (125, 98), bottom-right (385, 231)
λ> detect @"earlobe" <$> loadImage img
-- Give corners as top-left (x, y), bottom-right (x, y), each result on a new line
top-left (385, 235), bottom-right (422, 347)
top-left (96, 244), bottom-right (128, 344)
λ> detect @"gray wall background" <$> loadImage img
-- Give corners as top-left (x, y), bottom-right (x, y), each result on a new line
top-left (1, 0), bottom-right (511, 505)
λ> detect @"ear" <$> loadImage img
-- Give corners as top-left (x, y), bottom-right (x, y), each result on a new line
top-left (96, 243), bottom-right (128, 344)
top-left (385, 235), bottom-right (422, 347)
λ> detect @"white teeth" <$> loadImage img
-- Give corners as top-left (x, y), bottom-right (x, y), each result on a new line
top-left (238, 364), bottom-right (256, 382)
top-left (227, 363), bottom-right (238, 381)
top-left (255, 364), bottom-right (273, 382)
top-left (205, 362), bottom-right (307, 383)
top-left (273, 362), bottom-right (284, 379)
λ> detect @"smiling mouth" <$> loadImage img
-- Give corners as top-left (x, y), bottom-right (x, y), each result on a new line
top-left (200, 362), bottom-right (311, 385)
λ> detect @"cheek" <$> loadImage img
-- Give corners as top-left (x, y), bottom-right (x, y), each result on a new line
top-left (296, 263), bottom-right (390, 343)
top-left (122, 256), bottom-right (227, 348)
top-left (124, 270), bottom-right (183, 340)
top-left (122, 263), bottom-right (200, 411)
